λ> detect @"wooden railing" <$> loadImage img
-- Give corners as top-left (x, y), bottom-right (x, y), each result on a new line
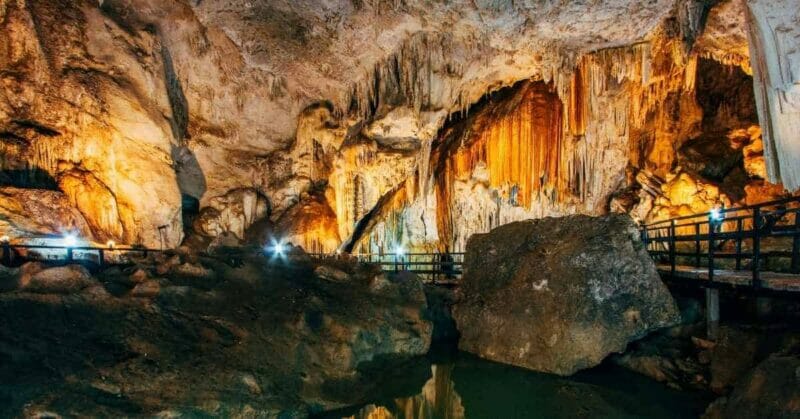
top-left (641, 196), bottom-right (800, 289)
top-left (309, 252), bottom-right (465, 283)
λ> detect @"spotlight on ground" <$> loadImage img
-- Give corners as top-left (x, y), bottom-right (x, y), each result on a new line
top-left (0, 235), bottom-right (9, 244)
top-left (106, 240), bottom-right (116, 249)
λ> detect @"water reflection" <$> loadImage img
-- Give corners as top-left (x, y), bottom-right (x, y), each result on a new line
top-left (333, 353), bottom-right (709, 419)
top-left (348, 365), bottom-right (464, 419)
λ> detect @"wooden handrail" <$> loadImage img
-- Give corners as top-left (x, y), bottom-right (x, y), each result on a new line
top-left (643, 196), bottom-right (800, 228)
top-left (640, 195), bottom-right (800, 287)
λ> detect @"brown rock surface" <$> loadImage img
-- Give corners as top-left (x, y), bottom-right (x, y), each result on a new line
top-left (453, 214), bottom-right (680, 376)
top-left (22, 265), bottom-right (94, 294)
top-left (0, 253), bottom-right (433, 416)
top-left (0, 187), bottom-right (94, 240)
top-left (709, 326), bottom-right (762, 394)
top-left (704, 354), bottom-right (800, 419)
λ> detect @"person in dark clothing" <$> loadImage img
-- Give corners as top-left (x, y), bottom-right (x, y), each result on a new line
top-left (440, 247), bottom-right (455, 279)
top-left (1, 239), bottom-right (15, 266)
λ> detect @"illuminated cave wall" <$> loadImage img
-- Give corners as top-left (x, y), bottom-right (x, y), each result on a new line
top-left (333, 21), bottom-right (793, 255)
top-left (3, 0), bottom-right (796, 252)
top-left (340, 29), bottom-right (699, 253)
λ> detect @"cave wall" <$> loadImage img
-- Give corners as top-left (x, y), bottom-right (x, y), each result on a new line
top-left (0, 0), bottom-right (183, 247)
top-left (0, 0), bottom-right (797, 252)
top-left (745, 0), bottom-right (800, 191)
top-left (340, 6), bottom-right (794, 254)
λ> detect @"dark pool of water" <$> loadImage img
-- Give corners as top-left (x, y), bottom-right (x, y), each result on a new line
top-left (320, 349), bottom-right (711, 419)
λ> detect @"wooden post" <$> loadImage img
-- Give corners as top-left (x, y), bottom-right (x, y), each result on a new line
top-left (695, 223), bottom-right (701, 267)
top-left (706, 288), bottom-right (720, 341)
top-left (752, 207), bottom-right (761, 289)
top-left (669, 220), bottom-right (676, 277)
top-left (99, 249), bottom-right (104, 268)
top-left (792, 211), bottom-right (800, 274)
top-left (66, 247), bottom-right (73, 263)
top-left (708, 215), bottom-right (715, 283)
top-left (735, 218), bottom-right (743, 270)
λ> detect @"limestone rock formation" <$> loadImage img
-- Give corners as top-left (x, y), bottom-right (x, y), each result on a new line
top-left (453, 214), bottom-right (680, 376)
top-left (1, 0), bottom-right (798, 254)
top-left (0, 254), bottom-right (432, 416)
top-left (746, 0), bottom-right (800, 191)
top-left (0, 187), bottom-right (94, 241)
top-left (0, 1), bottom-right (184, 248)
top-left (193, 188), bottom-right (270, 239)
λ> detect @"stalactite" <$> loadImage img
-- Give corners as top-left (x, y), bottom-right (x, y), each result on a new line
top-left (444, 81), bottom-right (564, 209)
top-left (340, 31), bottom-right (480, 122)
top-left (568, 60), bottom-right (588, 137)
top-left (342, 24), bottom-right (707, 252)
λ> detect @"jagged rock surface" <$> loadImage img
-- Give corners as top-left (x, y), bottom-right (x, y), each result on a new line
top-left (0, 254), bottom-right (432, 416)
top-left (453, 214), bottom-right (680, 376)
top-left (0, 187), bottom-right (94, 240)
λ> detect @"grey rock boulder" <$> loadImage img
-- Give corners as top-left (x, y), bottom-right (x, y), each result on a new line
top-left (454, 214), bottom-right (680, 376)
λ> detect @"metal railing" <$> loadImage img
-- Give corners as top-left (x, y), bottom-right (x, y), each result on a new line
top-left (1, 243), bottom-right (164, 268)
top-left (641, 196), bottom-right (800, 289)
top-left (309, 252), bottom-right (465, 283)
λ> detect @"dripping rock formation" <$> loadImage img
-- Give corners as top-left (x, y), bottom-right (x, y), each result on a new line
top-left (453, 214), bottom-right (680, 376)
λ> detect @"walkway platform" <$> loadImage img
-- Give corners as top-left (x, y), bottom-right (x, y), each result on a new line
top-left (657, 264), bottom-right (800, 293)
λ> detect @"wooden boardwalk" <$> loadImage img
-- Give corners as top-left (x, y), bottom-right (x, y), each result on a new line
top-left (657, 265), bottom-right (800, 293)
top-left (642, 196), bottom-right (800, 295)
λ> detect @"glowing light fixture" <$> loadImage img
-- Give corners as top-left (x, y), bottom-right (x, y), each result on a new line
top-left (710, 208), bottom-right (724, 222)
top-left (0, 235), bottom-right (9, 244)
top-left (266, 238), bottom-right (287, 258)
top-left (63, 233), bottom-right (77, 248)
top-left (394, 245), bottom-right (406, 257)
top-left (106, 240), bottom-right (116, 249)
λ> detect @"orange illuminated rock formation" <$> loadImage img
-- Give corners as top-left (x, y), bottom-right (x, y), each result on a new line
top-left (447, 82), bottom-right (564, 210)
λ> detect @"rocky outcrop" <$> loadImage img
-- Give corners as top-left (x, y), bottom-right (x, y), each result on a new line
top-left (453, 214), bottom-right (679, 376)
top-left (0, 253), bottom-right (432, 416)
top-left (704, 354), bottom-right (800, 419)
top-left (0, 1), bottom-right (184, 248)
top-left (0, 187), bottom-right (94, 240)
top-left (193, 188), bottom-right (270, 239)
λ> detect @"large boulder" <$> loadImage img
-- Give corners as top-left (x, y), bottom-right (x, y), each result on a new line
top-left (453, 214), bottom-right (680, 376)
top-left (21, 265), bottom-right (94, 294)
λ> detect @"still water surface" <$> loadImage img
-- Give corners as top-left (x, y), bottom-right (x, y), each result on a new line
top-left (321, 351), bottom-right (709, 419)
